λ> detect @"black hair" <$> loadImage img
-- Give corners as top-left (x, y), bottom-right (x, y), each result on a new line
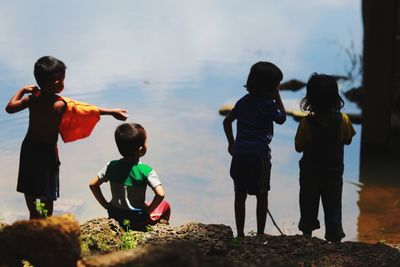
top-left (115, 123), bottom-right (146, 157)
top-left (34, 56), bottom-right (66, 89)
top-left (245, 61), bottom-right (283, 95)
top-left (300, 73), bottom-right (344, 114)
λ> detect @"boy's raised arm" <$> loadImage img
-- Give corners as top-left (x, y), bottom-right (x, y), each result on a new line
top-left (98, 107), bottom-right (128, 121)
top-left (5, 85), bottom-right (39, 114)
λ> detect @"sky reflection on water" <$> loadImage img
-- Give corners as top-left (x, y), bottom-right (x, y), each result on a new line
top-left (0, 1), bottom-right (371, 241)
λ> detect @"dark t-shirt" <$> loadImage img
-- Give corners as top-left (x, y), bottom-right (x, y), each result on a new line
top-left (230, 94), bottom-right (286, 156)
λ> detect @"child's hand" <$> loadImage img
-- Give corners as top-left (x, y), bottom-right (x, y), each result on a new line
top-left (112, 109), bottom-right (128, 121)
top-left (272, 85), bottom-right (280, 100)
top-left (23, 85), bottom-right (40, 96)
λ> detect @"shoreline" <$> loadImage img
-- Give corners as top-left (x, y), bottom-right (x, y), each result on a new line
top-left (1, 216), bottom-right (399, 266)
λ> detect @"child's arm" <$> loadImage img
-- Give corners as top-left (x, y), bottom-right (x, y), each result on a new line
top-left (98, 107), bottom-right (128, 121)
top-left (272, 86), bottom-right (286, 124)
top-left (273, 86), bottom-right (286, 113)
top-left (145, 185), bottom-right (165, 214)
top-left (89, 176), bottom-right (109, 210)
top-left (295, 119), bottom-right (309, 152)
top-left (5, 85), bottom-right (39, 114)
top-left (341, 113), bottom-right (356, 145)
top-left (223, 112), bottom-right (235, 155)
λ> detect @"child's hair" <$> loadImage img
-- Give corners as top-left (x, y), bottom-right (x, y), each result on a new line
top-left (300, 73), bottom-right (344, 114)
top-left (34, 56), bottom-right (67, 89)
top-left (245, 61), bottom-right (283, 95)
top-left (115, 123), bottom-right (146, 157)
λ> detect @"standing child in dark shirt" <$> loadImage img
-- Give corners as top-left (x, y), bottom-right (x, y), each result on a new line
top-left (295, 73), bottom-right (355, 242)
top-left (223, 62), bottom-right (286, 237)
top-left (5, 56), bottom-right (128, 219)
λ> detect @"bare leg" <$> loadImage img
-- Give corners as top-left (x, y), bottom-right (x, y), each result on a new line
top-left (302, 231), bottom-right (312, 238)
top-left (24, 194), bottom-right (40, 219)
top-left (234, 192), bottom-right (247, 237)
top-left (256, 192), bottom-right (268, 235)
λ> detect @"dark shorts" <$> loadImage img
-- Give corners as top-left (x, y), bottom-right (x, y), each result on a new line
top-left (17, 138), bottom-right (60, 201)
top-left (107, 205), bottom-right (151, 230)
top-left (230, 154), bottom-right (271, 195)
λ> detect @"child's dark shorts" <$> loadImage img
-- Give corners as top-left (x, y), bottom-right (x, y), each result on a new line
top-left (107, 205), bottom-right (151, 231)
top-left (230, 154), bottom-right (271, 195)
top-left (17, 138), bottom-right (60, 201)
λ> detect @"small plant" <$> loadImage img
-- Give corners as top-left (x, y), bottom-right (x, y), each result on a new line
top-left (120, 219), bottom-right (137, 250)
top-left (377, 227), bottom-right (387, 244)
top-left (21, 260), bottom-right (34, 267)
top-left (34, 199), bottom-right (48, 218)
top-left (145, 225), bottom-right (154, 232)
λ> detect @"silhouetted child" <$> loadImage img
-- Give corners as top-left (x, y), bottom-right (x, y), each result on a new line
top-left (223, 62), bottom-right (286, 237)
top-left (89, 123), bottom-right (170, 230)
top-left (5, 56), bottom-right (128, 219)
top-left (295, 73), bottom-right (356, 242)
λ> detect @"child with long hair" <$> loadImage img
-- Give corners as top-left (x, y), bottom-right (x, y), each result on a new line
top-left (295, 73), bottom-right (355, 242)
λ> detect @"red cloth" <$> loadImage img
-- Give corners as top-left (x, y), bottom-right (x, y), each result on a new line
top-left (148, 200), bottom-right (171, 223)
top-left (59, 97), bottom-right (100, 143)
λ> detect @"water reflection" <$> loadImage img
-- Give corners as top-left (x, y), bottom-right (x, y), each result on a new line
top-left (357, 152), bottom-right (400, 243)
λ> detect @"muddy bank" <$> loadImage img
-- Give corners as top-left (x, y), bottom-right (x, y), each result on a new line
top-left (1, 216), bottom-right (399, 267)
top-left (80, 218), bottom-right (400, 267)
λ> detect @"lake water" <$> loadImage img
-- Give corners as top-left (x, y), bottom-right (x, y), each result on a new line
top-left (1, 1), bottom-right (398, 243)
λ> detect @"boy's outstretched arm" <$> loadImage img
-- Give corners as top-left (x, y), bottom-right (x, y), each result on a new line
top-left (98, 107), bottom-right (128, 121)
top-left (145, 185), bottom-right (165, 214)
top-left (89, 176), bottom-right (109, 210)
top-left (223, 112), bottom-right (235, 155)
top-left (5, 85), bottom-right (39, 113)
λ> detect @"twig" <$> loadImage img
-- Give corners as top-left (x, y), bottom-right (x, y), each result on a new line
top-left (267, 209), bottom-right (285, 235)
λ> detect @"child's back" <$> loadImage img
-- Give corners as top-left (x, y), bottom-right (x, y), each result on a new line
top-left (90, 123), bottom-right (170, 230)
top-left (298, 113), bottom-right (349, 175)
top-left (100, 159), bottom-right (159, 209)
top-left (295, 73), bottom-right (355, 242)
top-left (26, 94), bottom-right (65, 143)
top-left (233, 93), bottom-right (286, 156)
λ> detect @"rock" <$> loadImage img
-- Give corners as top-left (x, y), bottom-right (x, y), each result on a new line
top-left (279, 79), bottom-right (306, 91)
top-left (137, 222), bottom-right (234, 256)
top-left (344, 86), bottom-right (363, 107)
top-left (0, 214), bottom-right (80, 267)
top-left (78, 241), bottom-right (256, 267)
top-left (227, 235), bottom-right (400, 267)
top-left (1, 216), bottom-right (399, 267)
top-left (78, 241), bottom-right (204, 267)
top-left (80, 217), bottom-right (126, 256)
top-left (219, 104), bottom-right (234, 116)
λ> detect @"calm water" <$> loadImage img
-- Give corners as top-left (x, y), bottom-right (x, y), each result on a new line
top-left (1, 1), bottom-right (398, 243)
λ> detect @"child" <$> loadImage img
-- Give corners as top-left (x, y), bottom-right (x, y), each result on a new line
top-left (5, 56), bottom-right (128, 219)
top-left (223, 61), bottom-right (286, 237)
top-left (89, 123), bottom-right (170, 230)
top-left (295, 73), bottom-right (356, 242)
